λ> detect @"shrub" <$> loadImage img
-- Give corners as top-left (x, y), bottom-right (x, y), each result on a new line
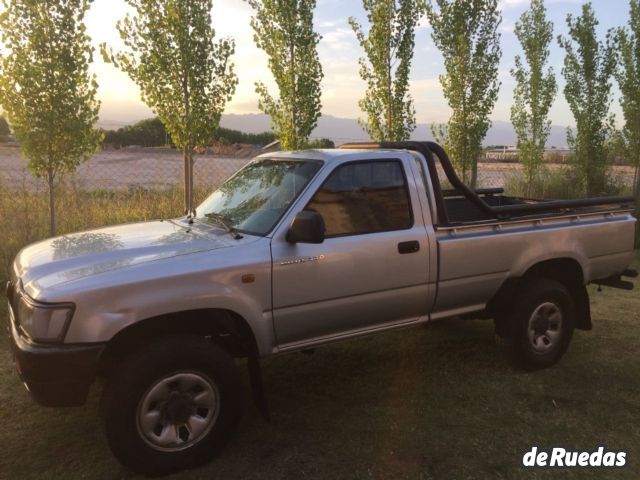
top-left (304, 138), bottom-right (335, 149)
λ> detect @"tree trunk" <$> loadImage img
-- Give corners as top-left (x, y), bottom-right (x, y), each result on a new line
top-left (386, 7), bottom-right (393, 141)
top-left (183, 144), bottom-right (191, 215)
top-left (47, 167), bottom-right (56, 237)
top-left (634, 162), bottom-right (640, 249)
top-left (470, 158), bottom-right (478, 189)
top-left (181, 60), bottom-right (192, 214)
top-left (290, 39), bottom-right (297, 150)
top-left (188, 145), bottom-right (194, 214)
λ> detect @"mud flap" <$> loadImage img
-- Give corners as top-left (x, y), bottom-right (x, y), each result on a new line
top-left (247, 355), bottom-right (270, 422)
top-left (574, 284), bottom-right (592, 331)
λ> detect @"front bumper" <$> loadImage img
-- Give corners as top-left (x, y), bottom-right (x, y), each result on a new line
top-left (7, 301), bottom-right (104, 407)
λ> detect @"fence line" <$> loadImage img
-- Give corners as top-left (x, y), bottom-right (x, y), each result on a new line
top-left (0, 145), bottom-right (636, 196)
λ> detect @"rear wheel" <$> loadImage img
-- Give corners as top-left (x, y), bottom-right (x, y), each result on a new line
top-left (504, 277), bottom-right (575, 370)
top-left (101, 335), bottom-right (243, 476)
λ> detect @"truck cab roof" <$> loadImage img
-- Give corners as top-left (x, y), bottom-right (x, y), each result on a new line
top-left (258, 148), bottom-right (414, 164)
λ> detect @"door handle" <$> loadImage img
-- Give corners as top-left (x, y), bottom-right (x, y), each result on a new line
top-left (398, 241), bottom-right (420, 254)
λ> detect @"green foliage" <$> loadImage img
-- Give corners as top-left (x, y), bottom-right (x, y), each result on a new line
top-left (0, 0), bottom-right (102, 235)
top-left (427, 0), bottom-right (502, 187)
top-left (605, 128), bottom-right (629, 166)
top-left (349, 0), bottom-right (422, 142)
top-left (505, 167), bottom-right (632, 201)
top-left (430, 122), bottom-right (452, 155)
top-left (247, 0), bottom-right (323, 150)
top-left (103, 118), bottom-right (277, 148)
top-left (0, 115), bottom-right (10, 142)
top-left (304, 138), bottom-right (335, 149)
top-left (101, 0), bottom-right (237, 214)
top-left (616, 0), bottom-right (640, 202)
top-left (104, 117), bottom-right (171, 148)
top-left (214, 127), bottom-right (276, 146)
top-left (558, 3), bottom-right (616, 196)
top-left (510, 0), bottom-right (557, 196)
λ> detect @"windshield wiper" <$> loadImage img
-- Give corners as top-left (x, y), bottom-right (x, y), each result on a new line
top-left (204, 212), bottom-right (243, 240)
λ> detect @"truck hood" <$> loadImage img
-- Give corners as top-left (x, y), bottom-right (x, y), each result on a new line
top-left (14, 219), bottom-right (251, 293)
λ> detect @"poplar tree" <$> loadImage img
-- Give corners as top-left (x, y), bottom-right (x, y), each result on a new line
top-left (0, 0), bottom-right (102, 235)
top-left (247, 0), bottom-right (323, 150)
top-left (427, 0), bottom-right (502, 187)
top-left (102, 0), bottom-right (237, 215)
top-left (349, 0), bottom-right (422, 142)
top-left (510, 0), bottom-right (557, 196)
top-left (558, 3), bottom-right (615, 196)
top-left (616, 0), bottom-right (640, 202)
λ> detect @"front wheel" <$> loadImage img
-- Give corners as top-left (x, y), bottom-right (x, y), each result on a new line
top-left (509, 277), bottom-right (576, 370)
top-left (101, 335), bottom-right (243, 476)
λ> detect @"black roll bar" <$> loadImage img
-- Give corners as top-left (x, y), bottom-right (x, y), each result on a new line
top-left (442, 187), bottom-right (504, 197)
top-left (339, 141), bottom-right (636, 224)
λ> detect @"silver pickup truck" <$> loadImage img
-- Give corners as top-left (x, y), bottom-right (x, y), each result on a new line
top-left (6, 141), bottom-right (637, 475)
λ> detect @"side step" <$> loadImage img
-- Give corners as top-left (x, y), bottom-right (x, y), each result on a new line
top-left (622, 268), bottom-right (638, 278)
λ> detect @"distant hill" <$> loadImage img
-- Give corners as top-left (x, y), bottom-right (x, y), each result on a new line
top-left (98, 111), bottom-right (570, 148)
top-left (219, 113), bottom-right (570, 148)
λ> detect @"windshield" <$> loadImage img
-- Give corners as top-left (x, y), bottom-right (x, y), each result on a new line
top-left (196, 158), bottom-right (322, 236)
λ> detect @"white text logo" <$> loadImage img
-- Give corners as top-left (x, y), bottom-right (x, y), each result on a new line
top-left (522, 446), bottom-right (626, 468)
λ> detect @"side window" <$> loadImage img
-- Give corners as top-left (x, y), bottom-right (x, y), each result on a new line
top-left (306, 160), bottom-right (413, 236)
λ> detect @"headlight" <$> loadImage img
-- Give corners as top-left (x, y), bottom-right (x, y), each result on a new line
top-left (16, 294), bottom-right (74, 343)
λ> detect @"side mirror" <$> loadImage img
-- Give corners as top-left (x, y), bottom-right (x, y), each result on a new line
top-left (287, 210), bottom-right (325, 244)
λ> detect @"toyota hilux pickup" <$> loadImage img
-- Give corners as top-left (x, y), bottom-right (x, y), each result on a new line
top-left (6, 141), bottom-right (637, 475)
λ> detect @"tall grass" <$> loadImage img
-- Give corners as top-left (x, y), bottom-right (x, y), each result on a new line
top-left (0, 184), bottom-right (210, 285)
top-left (503, 167), bottom-right (634, 199)
top-left (504, 168), bottom-right (639, 247)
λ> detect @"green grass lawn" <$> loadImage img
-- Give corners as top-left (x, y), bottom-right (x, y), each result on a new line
top-left (0, 253), bottom-right (638, 480)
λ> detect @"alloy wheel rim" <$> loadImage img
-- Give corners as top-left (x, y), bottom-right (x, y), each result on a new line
top-left (136, 371), bottom-right (220, 452)
top-left (527, 301), bottom-right (563, 353)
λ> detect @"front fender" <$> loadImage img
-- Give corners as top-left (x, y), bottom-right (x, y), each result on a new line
top-left (60, 242), bottom-right (275, 356)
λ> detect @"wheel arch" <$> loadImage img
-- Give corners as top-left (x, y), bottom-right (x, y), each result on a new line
top-left (488, 257), bottom-right (591, 331)
top-left (98, 308), bottom-right (259, 376)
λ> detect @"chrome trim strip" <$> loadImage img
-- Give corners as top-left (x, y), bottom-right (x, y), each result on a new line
top-left (435, 209), bottom-right (634, 232)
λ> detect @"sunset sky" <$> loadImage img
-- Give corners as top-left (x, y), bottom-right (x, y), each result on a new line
top-left (84, 0), bottom-right (629, 130)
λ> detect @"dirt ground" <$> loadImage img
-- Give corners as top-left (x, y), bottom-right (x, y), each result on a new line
top-left (0, 145), bottom-right (250, 191)
top-left (0, 144), bottom-right (636, 192)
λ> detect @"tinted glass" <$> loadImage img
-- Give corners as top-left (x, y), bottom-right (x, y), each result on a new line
top-left (197, 159), bottom-right (321, 235)
top-left (306, 160), bottom-right (412, 236)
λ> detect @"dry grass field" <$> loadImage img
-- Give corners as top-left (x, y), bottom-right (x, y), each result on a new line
top-left (0, 144), bottom-right (249, 191)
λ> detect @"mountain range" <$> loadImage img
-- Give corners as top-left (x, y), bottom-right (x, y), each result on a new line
top-left (218, 113), bottom-right (570, 148)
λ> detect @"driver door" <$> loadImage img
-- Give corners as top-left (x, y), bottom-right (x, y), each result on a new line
top-left (271, 158), bottom-right (431, 349)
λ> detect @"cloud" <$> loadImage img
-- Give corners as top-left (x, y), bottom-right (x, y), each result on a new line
top-left (499, 0), bottom-right (529, 8)
top-left (500, 21), bottom-right (516, 33)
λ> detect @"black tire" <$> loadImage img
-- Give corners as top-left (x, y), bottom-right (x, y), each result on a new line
top-left (509, 277), bottom-right (575, 370)
top-left (100, 335), bottom-right (243, 476)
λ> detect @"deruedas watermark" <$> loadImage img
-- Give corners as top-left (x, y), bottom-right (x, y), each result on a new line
top-left (522, 446), bottom-right (627, 468)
